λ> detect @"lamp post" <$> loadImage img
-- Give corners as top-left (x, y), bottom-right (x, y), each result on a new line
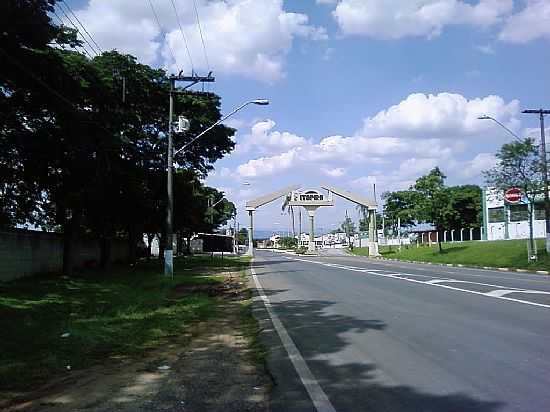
top-left (477, 115), bottom-right (521, 140)
top-left (523, 109), bottom-right (550, 253)
top-left (164, 99), bottom-right (269, 277)
top-left (477, 115), bottom-right (519, 242)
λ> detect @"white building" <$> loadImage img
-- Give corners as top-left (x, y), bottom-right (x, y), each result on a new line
top-left (483, 187), bottom-right (546, 241)
top-left (298, 232), bottom-right (353, 248)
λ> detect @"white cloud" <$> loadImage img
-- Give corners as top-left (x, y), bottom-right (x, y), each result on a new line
top-left (499, 0), bottom-right (550, 43)
top-left (475, 44), bottom-right (495, 54)
top-left (236, 119), bottom-right (309, 154)
top-left (236, 149), bottom-right (298, 177)
top-left (322, 47), bottom-right (335, 61)
top-left (322, 167), bottom-right (347, 177)
top-left (230, 92), bottom-right (520, 181)
top-left (458, 153), bottom-right (496, 178)
top-left (361, 93), bottom-right (520, 140)
top-left (331, 0), bottom-right (513, 38)
top-left (72, 0), bottom-right (326, 82)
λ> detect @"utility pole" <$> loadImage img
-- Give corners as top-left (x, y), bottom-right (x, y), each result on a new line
top-left (523, 109), bottom-right (550, 254)
top-left (165, 73), bottom-right (215, 277)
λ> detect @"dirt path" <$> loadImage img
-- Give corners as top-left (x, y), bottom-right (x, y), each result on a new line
top-left (6, 272), bottom-right (271, 412)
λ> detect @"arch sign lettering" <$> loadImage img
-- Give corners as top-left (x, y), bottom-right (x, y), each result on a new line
top-left (289, 189), bottom-right (334, 207)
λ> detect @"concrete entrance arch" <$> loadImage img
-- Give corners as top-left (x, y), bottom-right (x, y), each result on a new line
top-left (244, 184), bottom-right (379, 256)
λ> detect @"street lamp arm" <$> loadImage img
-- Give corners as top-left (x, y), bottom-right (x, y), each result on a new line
top-left (211, 198), bottom-right (225, 208)
top-left (478, 115), bottom-right (521, 140)
top-left (174, 100), bottom-right (263, 156)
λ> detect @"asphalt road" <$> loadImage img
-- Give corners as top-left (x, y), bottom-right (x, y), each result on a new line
top-left (252, 250), bottom-right (550, 412)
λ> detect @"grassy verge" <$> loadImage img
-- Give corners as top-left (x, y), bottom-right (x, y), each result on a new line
top-left (351, 240), bottom-right (550, 271)
top-left (239, 269), bottom-right (268, 366)
top-left (0, 255), bottom-right (249, 395)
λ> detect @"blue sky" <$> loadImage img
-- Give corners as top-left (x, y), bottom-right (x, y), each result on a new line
top-left (64, 0), bottom-right (550, 232)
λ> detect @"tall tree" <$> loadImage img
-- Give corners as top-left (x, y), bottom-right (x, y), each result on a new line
top-left (484, 138), bottom-right (542, 256)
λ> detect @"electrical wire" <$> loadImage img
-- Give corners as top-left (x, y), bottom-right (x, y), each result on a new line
top-left (55, 5), bottom-right (98, 57)
top-left (192, 0), bottom-right (210, 71)
top-left (60, 0), bottom-right (103, 53)
top-left (169, 0), bottom-right (194, 74)
top-left (147, 0), bottom-right (178, 70)
top-left (53, 10), bottom-right (93, 59)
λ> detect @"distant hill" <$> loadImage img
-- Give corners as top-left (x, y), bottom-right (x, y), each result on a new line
top-left (253, 228), bottom-right (334, 239)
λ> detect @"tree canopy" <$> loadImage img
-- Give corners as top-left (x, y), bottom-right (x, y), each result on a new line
top-left (1, 0), bottom-right (237, 271)
top-left (382, 167), bottom-right (482, 250)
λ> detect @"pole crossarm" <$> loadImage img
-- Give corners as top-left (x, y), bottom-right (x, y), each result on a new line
top-left (321, 184), bottom-right (377, 210)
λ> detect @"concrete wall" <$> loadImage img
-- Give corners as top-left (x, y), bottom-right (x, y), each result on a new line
top-left (0, 230), bottom-right (129, 282)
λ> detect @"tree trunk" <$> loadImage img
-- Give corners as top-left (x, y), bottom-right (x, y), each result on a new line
top-left (158, 232), bottom-right (164, 262)
top-left (146, 233), bottom-right (154, 261)
top-left (127, 224), bottom-right (138, 265)
top-left (186, 234), bottom-right (192, 254)
top-left (62, 208), bottom-right (82, 276)
top-left (99, 236), bottom-right (111, 270)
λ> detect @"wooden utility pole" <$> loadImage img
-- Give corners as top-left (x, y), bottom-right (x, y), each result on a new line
top-left (165, 73), bottom-right (215, 277)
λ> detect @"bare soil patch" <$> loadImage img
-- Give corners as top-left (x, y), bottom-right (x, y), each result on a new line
top-left (4, 270), bottom-right (270, 412)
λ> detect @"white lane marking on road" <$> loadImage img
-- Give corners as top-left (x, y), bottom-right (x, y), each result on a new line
top-left (356, 259), bottom-right (550, 282)
top-left (425, 279), bottom-right (454, 284)
top-left (285, 257), bottom-right (550, 309)
top-left (251, 264), bottom-right (337, 412)
top-left (484, 290), bottom-right (524, 297)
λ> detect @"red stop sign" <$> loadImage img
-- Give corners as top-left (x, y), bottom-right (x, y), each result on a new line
top-left (504, 187), bottom-right (522, 203)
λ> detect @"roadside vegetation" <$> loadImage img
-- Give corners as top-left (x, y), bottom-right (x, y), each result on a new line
top-left (352, 240), bottom-right (550, 271)
top-left (0, 256), bottom-right (250, 399)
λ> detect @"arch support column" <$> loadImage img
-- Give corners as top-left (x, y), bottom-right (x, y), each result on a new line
top-left (308, 210), bottom-right (316, 252)
top-left (246, 208), bottom-right (255, 257)
top-left (368, 209), bottom-right (380, 257)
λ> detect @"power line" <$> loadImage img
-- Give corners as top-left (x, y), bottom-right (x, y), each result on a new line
top-left (55, 5), bottom-right (98, 57)
top-left (169, 0), bottom-right (194, 74)
top-left (1, 47), bottom-right (82, 111)
top-left (60, 0), bottom-right (103, 53)
top-left (192, 0), bottom-right (210, 71)
top-left (147, 0), bottom-right (178, 70)
top-left (52, 9), bottom-right (94, 58)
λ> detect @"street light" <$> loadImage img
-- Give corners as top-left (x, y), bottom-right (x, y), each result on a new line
top-left (477, 115), bottom-right (521, 140)
top-left (165, 99), bottom-right (269, 277)
top-left (523, 109), bottom-right (550, 253)
top-left (174, 100), bottom-right (269, 156)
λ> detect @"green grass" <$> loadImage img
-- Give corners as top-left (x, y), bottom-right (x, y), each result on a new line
top-left (0, 255), bottom-right (249, 394)
top-left (352, 240), bottom-right (550, 270)
top-left (238, 268), bottom-right (268, 366)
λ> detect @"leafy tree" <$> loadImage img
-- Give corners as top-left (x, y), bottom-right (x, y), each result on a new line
top-left (341, 216), bottom-right (356, 234)
top-left (279, 236), bottom-right (297, 249)
top-left (1, 2), bottom-right (237, 272)
top-left (413, 167), bottom-right (457, 252)
top-left (446, 185), bottom-right (482, 230)
top-left (484, 138), bottom-right (542, 256)
top-left (236, 228), bottom-right (248, 245)
top-left (382, 168), bottom-right (482, 251)
top-left (382, 190), bottom-right (420, 232)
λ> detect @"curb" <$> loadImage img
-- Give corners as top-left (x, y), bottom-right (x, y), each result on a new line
top-left (357, 255), bottom-right (550, 275)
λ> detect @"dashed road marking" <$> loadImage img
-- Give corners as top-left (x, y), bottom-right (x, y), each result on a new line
top-left (283, 256), bottom-right (550, 310)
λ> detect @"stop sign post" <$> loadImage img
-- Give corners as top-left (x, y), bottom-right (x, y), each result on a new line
top-left (504, 188), bottom-right (522, 204)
